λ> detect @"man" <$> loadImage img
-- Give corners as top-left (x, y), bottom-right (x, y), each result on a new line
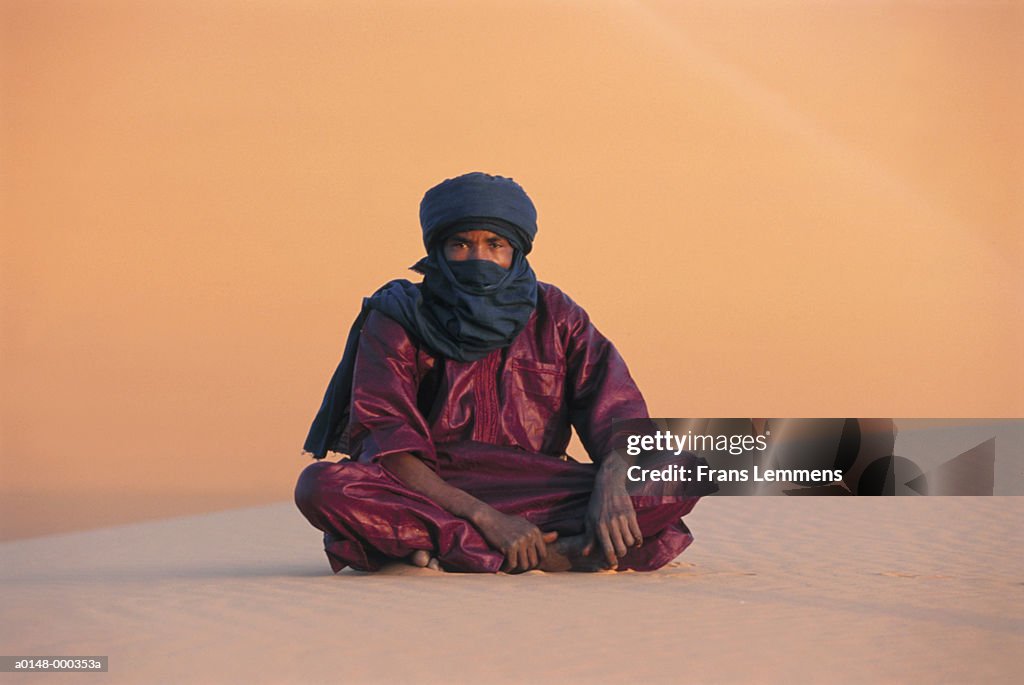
top-left (295, 172), bottom-right (704, 573)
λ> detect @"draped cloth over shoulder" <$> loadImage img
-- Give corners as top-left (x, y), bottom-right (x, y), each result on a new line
top-left (315, 283), bottom-right (649, 467)
top-left (303, 256), bottom-right (538, 458)
top-left (304, 172), bottom-right (544, 459)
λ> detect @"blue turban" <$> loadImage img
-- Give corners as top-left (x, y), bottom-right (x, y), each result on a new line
top-left (419, 172), bottom-right (538, 254)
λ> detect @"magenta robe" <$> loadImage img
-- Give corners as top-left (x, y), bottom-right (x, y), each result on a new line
top-left (295, 283), bottom-right (702, 572)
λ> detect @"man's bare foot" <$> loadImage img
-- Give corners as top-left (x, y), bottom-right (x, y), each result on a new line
top-left (409, 550), bottom-right (443, 571)
top-left (539, 534), bottom-right (609, 572)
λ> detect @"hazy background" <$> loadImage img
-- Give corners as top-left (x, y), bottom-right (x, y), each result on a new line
top-left (2, 0), bottom-right (1021, 538)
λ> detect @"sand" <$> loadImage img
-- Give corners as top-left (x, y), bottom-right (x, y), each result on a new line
top-left (3, 497), bottom-right (1022, 684)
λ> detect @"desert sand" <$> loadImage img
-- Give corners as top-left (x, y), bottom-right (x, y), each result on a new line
top-left (3, 496), bottom-right (1022, 684)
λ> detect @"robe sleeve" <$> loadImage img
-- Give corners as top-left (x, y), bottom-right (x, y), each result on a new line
top-left (347, 310), bottom-right (438, 470)
top-left (562, 299), bottom-right (650, 463)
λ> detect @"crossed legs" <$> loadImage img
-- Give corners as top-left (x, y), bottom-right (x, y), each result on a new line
top-left (295, 442), bottom-right (699, 573)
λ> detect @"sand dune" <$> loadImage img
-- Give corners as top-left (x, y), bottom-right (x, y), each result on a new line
top-left (2, 498), bottom-right (1021, 683)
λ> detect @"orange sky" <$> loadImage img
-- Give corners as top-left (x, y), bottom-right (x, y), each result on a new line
top-left (1, 1), bottom-right (1021, 536)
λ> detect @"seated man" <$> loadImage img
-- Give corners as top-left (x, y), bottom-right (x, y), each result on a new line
top-left (295, 172), bottom-right (705, 573)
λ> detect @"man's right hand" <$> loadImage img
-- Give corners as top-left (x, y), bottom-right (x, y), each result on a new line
top-left (380, 452), bottom-right (557, 572)
top-left (473, 508), bottom-right (558, 573)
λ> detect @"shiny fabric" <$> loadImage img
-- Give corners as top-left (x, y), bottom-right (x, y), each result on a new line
top-left (295, 442), bottom-right (699, 572)
top-left (346, 282), bottom-right (647, 469)
top-left (296, 282), bottom-right (702, 572)
top-left (302, 251), bottom-right (538, 458)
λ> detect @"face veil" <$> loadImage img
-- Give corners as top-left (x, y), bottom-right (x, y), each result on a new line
top-left (407, 247), bottom-right (539, 358)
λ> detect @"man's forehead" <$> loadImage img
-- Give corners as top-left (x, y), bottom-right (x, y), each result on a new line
top-left (444, 228), bottom-right (507, 240)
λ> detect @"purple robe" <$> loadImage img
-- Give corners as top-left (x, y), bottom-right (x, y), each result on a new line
top-left (295, 283), bottom-right (702, 572)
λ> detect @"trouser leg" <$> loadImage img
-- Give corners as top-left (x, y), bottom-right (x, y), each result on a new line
top-left (294, 459), bottom-right (503, 573)
top-left (295, 442), bottom-right (705, 574)
top-left (438, 442), bottom-right (701, 571)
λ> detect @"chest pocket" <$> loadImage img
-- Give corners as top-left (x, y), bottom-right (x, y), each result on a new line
top-left (506, 359), bottom-right (566, 411)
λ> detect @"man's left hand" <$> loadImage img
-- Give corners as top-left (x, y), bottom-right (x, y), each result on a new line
top-left (582, 453), bottom-right (642, 569)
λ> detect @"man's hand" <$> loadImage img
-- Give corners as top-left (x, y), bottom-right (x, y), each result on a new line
top-left (582, 453), bottom-right (642, 570)
top-left (381, 452), bottom-right (558, 572)
top-left (473, 508), bottom-right (558, 573)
